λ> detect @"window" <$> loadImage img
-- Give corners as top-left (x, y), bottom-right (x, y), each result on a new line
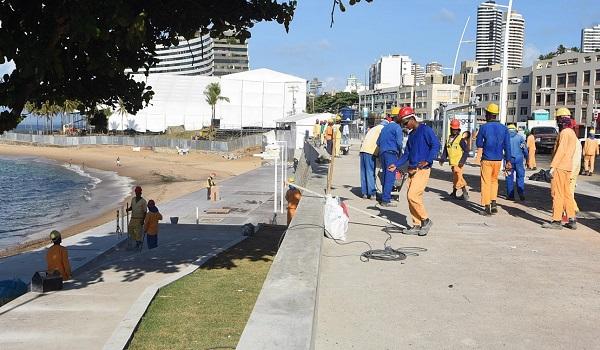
top-left (545, 94), bottom-right (551, 106)
top-left (585, 56), bottom-right (592, 63)
top-left (557, 92), bottom-right (565, 104)
top-left (475, 108), bottom-right (482, 116)
top-left (596, 69), bottom-right (600, 84)
top-left (558, 60), bottom-right (567, 66)
top-left (507, 107), bottom-right (516, 116)
top-left (568, 108), bottom-right (575, 117)
top-left (482, 94), bottom-right (489, 101)
top-left (521, 75), bottom-right (530, 84)
top-left (545, 75), bottom-right (552, 87)
top-left (535, 93), bottom-right (541, 106)
top-left (546, 62), bottom-right (552, 68)
top-left (520, 107), bottom-right (529, 116)
top-left (595, 88), bottom-right (600, 102)
top-left (535, 76), bottom-right (542, 89)
top-left (582, 108), bottom-right (587, 124)
top-left (584, 70), bottom-right (591, 85)
top-left (492, 93), bottom-right (499, 101)
top-left (567, 92), bottom-right (576, 104)
top-left (521, 91), bottom-right (529, 99)
top-left (508, 92), bottom-right (517, 100)
top-left (567, 72), bottom-right (577, 87)
top-left (557, 73), bottom-right (566, 88)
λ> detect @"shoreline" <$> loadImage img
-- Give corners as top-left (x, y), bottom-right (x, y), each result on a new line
top-left (0, 143), bottom-right (262, 258)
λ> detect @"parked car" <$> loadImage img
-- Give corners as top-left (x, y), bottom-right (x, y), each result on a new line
top-left (530, 126), bottom-right (558, 153)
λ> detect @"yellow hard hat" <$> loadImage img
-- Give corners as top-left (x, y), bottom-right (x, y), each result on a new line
top-left (485, 103), bottom-right (500, 115)
top-left (507, 124), bottom-right (517, 130)
top-left (556, 107), bottom-right (571, 117)
top-left (288, 177), bottom-right (295, 184)
top-left (327, 118), bottom-right (333, 123)
top-left (335, 115), bottom-right (342, 121)
top-left (50, 230), bottom-right (61, 241)
top-left (391, 106), bottom-right (401, 115)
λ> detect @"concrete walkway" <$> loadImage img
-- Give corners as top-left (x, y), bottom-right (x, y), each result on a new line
top-left (315, 149), bottom-right (600, 349)
top-left (0, 165), bottom-right (278, 350)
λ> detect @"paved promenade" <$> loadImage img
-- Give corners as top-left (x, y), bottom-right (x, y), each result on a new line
top-left (315, 148), bottom-right (600, 349)
top-left (0, 166), bottom-right (276, 350)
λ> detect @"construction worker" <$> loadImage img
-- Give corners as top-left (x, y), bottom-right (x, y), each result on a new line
top-left (46, 230), bottom-right (72, 280)
top-left (476, 103), bottom-right (512, 216)
top-left (285, 177), bottom-right (302, 226)
top-left (505, 124), bottom-right (528, 201)
top-left (320, 120), bottom-right (327, 145)
top-left (333, 115), bottom-right (342, 157)
top-left (582, 131), bottom-right (599, 175)
top-left (324, 119), bottom-right (334, 155)
top-left (313, 119), bottom-right (321, 145)
top-left (360, 119), bottom-right (388, 199)
top-left (526, 130), bottom-right (537, 170)
top-left (440, 119), bottom-right (469, 200)
top-left (126, 186), bottom-right (147, 249)
top-left (207, 173), bottom-right (219, 201)
top-left (388, 106), bottom-right (440, 236)
top-left (376, 106), bottom-right (403, 207)
top-left (542, 108), bottom-right (578, 230)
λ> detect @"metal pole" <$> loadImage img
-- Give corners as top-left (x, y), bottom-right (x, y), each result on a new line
top-left (499, 0), bottom-right (513, 125)
top-left (450, 16), bottom-right (470, 103)
top-left (274, 155), bottom-right (278, 214)
top-left (280, 143), bottom-right (284, 214)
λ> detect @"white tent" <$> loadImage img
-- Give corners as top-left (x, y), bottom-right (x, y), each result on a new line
top-left (107, 68), bottom-right (307, 133)
top-left (275, 112), bottom-right (334, 149)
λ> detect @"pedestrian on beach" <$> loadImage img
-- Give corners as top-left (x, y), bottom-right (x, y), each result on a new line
top-left (376, 106), bottom-right (403, 207)
top-left (359, 119), bottom-right (388, 199)
top-left (387, 106), bottom-right (440, 236)
top-left (46, 230), bottom-right (72, 281)
top-left (116, 156), bottom-right (121, 167)
top-left (143, 200), bottom-right (163, 249)
top-left (126, 186), bottom-right (147, 249)
top-left (505, 124), bottom-right (528, 201)
top-left (285, 178), bottom-right (302, 226)
top-left (207, 173), bottom-right (219, 201)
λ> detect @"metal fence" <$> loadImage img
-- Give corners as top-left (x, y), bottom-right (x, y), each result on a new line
top-left (0, 132), bottom-right (265, 153)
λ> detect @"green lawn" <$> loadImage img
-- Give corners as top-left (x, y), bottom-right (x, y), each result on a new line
top-left (127, 226), bottom-right (285, 350)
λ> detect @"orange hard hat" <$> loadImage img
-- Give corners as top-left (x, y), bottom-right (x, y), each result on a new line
top-left (398, 106), bottom-right (415, 120)
top-left (450, 119), bottom-right (461, 129)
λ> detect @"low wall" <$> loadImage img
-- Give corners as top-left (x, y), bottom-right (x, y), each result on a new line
top-left (237, 141), bottom-right (328, 350)
top-left (0, 132), bottom-right (264, 153)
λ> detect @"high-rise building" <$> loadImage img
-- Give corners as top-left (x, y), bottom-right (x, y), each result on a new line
top-left (212, 37), bottom-right (249, 76)
top-left (581, 24), bottom-right (600, 53)
top-left (369, 55), bottom-right (412, 89)
top-left (425, 62), bottom-right (443, 74)
top-left (411, 63), bottom-right (425, 85)
top-left (344, 74), bottom-right (366, 93)
top-left (476, 1), bottom-right (525, 69)
top-left (307, 78), bottom-right (323, 96)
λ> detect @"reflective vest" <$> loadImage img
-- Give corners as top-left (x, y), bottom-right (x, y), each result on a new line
top-left (446, 135), bottom-right (463, 166)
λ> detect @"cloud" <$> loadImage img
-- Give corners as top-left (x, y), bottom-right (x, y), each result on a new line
top-left (523, 44), bottom-right (541, 67)
top-left (433, 8), bottom-right (455, 23)
top-left (276, 38), bottom-right (332, 57)
top-left (0, 60), bottom-right (15, 81)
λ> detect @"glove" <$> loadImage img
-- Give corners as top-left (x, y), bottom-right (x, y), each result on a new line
top-left (549, 167), bottom-right (555, 176)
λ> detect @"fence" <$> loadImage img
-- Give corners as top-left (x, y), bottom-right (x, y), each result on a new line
top-left (0, 132), bottom-right (265, 153)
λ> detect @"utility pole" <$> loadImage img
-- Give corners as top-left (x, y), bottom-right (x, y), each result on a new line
top-left (288, 85), bottom-right (299, 116)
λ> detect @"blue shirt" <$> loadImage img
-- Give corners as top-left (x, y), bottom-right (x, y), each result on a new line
top-left (376, 122), bottom-right (403, 154)
top-left (396, 124), bottom-right (440, 168)
top-left (508, 131), bottom-right (528, 162)
top-left (476, 121), bottom-right (512, 161)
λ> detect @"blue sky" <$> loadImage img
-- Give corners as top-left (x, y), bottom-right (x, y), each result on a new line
top-left (248, 0), bottom-right (600, 90)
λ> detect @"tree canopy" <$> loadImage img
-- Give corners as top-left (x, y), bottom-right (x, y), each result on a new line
top-left (538, 44), bottom-right (580, 60)
top-left (308, 92), bottom-right (358, 113)
top-left (0, 0), bottom-right (372, 133)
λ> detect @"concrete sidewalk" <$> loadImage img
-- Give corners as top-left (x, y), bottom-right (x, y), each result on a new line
top-left (0, 165), bottom-right (278, 350)
top-left (315, 150), bottom-right (600, 349)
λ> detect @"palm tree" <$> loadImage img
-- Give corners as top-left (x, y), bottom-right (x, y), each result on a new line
top-left (60, 100), bottom-right (79, 134)
top-left (116, 97), bottom-right (128, 135)
top-left (204, 82), bottom-right (229, 137)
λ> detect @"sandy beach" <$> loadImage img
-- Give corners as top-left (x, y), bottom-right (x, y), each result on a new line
top-left (0, 143), bottom-right (262, 257)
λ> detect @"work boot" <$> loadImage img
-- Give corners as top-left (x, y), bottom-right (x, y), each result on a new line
top-left (460, 188), bottom-right (470, 201)
top-left (588, 172), bottom-right (593, 176)
top-left (541, 221), bottom-right (563, 230)
top-left (449, 189), bottom-right (457, 199)
top-left (380, 201), bottom-right (397, 207)
top-left (479, 205), bottom-right (492, 216)
top-left (518, 193), bottom-right (525, 201)
top-left (419, 219), bottom-right (433, 236)
top-left (564, 218), bottom-right (577, 230)
top-left (491, 200), bottom-right (498, 214)
top-left (507, 195), bottom-right (515, 200)
top-left (402, 225), bottom-right (422, 235)
top-left (362, 194), bottom-right (368, 199)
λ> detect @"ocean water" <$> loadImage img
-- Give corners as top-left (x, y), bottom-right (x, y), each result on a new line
top-left (0, 156), bottom-right (132, 251)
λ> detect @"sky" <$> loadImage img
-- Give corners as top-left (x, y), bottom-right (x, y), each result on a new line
top-left (247, 0), bottom-right (600, 90)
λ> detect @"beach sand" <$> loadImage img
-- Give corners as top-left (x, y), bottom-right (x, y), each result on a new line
top-left (0, 144), bottom-right (263, 257)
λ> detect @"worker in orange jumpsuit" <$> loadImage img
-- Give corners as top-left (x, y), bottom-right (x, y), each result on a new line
top-left (46, 230), bottom-right (72, 280)
top-left (526, 132), bottom-right (537, 170)
top-left (542, 108), bottom-right (578, 230)
top-left (285, 178), bottom-right (302, 226)
top-left (324, 119), bottom-right (334, 155)
top-left (582, 132), bottom-right (599, 175)
top-left (313, 119), bottom-right (321, 146)
top-left (440, 119), bottom-right (470, 200)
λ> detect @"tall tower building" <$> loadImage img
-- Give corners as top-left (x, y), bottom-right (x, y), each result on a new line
top-left (476, 1), bottom-right (525, 69)
top-left (581, 24), bottom-right (600, 53)
top-left (212, 37), bottom-right (249, 76)
top-left (425, 62), bottom-right (443, 74)
top-left (411, 63), bottom-right (425, 85)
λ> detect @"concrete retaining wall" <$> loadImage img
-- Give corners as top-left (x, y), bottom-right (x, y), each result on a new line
top-left (0, 132), bottom-right (265, 152)
top-left (237, 141), bottom-right (328, 350)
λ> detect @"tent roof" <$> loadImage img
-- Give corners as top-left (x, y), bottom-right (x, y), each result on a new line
top-left (275, 112), bottom-right (334, 123)
top-left (222, 68), bottom-right (306, 83)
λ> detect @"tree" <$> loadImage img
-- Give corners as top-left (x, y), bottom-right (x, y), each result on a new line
top-left (204, 82), bottom-right (230, 132)
top-left (0, 0), bottom-right (373, 133)
top-left (538, 44), bottom-right (580, 60)
top-left (116, 98), bottom-right (128, 135)
top-left (309, 92), bottom-right (358, 113)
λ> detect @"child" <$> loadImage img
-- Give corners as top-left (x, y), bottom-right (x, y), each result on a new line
top-left (46, 230), bottom-right (72, 280)
top-left (143, 200), bottom-right (163, 249)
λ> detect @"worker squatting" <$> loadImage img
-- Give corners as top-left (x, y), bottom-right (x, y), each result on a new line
top-left (357, 103), bottom-right (597, 236)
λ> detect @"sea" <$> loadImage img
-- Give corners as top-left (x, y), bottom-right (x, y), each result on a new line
top-left (0, 156), bottom-right (132, 252)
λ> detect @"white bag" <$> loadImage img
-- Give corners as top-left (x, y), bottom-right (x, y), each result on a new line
top-left (323, 195), bottom-right (349, 241)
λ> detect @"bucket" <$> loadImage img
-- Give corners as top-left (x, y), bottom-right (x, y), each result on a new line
top-left (170, 217), bottom-right (179, 224)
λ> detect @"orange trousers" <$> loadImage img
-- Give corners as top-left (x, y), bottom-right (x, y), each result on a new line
top-left (551, 169), bottom-right (575, 221)
top-left (584, 155), bottom-right (595, 173)
top-left (480, 160), bottom-right (502, 206)
top-left (452, 165), bottom-right (467, 190)
top-left (407, 168), bottom-right (431, 226)
top-left (527, 149), bottom-right (537, 169)
top-left (287, 208), bottom-right (296, 226)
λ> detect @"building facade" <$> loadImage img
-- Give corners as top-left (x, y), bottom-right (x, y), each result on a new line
top-left (212, 37), bottom-right (249, 76)
top-left (426, 62), bottom-right (443, 74)
top-left (504, 11), bottom-right (525, 69)
top-left (344, 74), bottom-right (366, 93)
top-left (474, 66), bottom-right (532, 123)
top-left (531, 52), bottom-right (600, 127)
top-left (581, 24), bottom-right (600, 53)
top-left (369, 55), bottom-right (413, 89)
top-left (412, 63), bottom-right (426, 85)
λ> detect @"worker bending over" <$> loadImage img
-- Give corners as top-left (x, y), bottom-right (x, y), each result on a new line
top-left (376, 107), bottom-right (403, 207)
top-left (285, 178), bottom-right (302, 225)
top-left (388, 107), bottom-right (440, 236)
top-left (46, 230), bottom-right (72, 281)
top-left (505, 124), bottom-right (528, 201)
top-left (476, 103), bottom-right (512, 216)
top-left (440, 119), bottom-right (469, 200)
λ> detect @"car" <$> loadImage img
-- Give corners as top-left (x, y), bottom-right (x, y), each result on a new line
top-left (530, 126), bottom-right (558, 153)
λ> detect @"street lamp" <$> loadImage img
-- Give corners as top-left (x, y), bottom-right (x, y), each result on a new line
top-left (481, 0), bottom-right (514, 125)
top-left (450, 16), bottom-right (475, 103)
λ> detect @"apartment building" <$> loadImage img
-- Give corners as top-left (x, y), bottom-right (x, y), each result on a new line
top-left (474, 66), bottom-right (532, 123)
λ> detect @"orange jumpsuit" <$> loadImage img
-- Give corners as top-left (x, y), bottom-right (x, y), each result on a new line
top-left (285, 188), bottom-right (302, 225)
top-left (583, 138), bottom-right (599, 174)
top-left (550, 128), bottom-right (578, 221)
top-left (526, 134), bottom-right (537, 169)
top-left (46, 244), bottom-right (72, 280)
